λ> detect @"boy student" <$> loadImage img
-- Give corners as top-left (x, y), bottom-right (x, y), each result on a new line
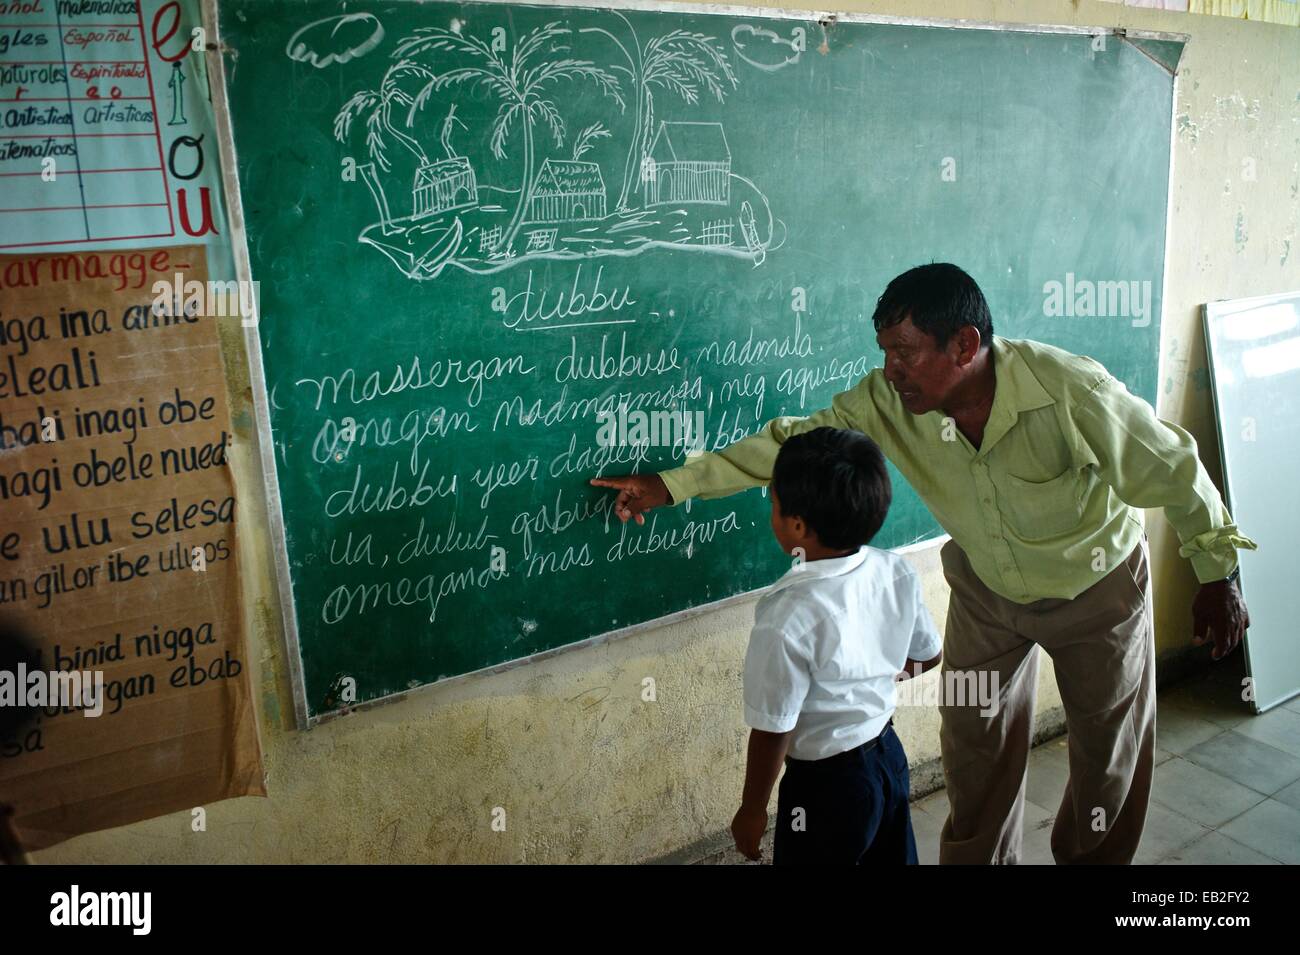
top-left (730, 428), bottom-right (942, 864)
top-left (592, 263), bottom-right (1254, 864)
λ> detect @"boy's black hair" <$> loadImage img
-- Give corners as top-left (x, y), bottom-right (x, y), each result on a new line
top-left (772, 427), bottom-right (891, 550)
top-left (872, 262), bottom-right (994, 351)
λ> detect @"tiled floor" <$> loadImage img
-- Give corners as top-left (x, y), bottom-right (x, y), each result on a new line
top-left (910, 660), bottom-right (1300, 864)
top-left (698, 659), bottom-right (1300, 864)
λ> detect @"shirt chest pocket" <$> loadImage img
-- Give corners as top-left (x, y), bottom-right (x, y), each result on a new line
top-left (992, 466), bottom-right (1090, 541)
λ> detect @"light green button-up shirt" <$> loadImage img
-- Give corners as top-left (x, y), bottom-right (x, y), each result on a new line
top-left (661, 336), bottom-right (1257, 604)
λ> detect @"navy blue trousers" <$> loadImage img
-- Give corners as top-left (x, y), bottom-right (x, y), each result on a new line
top-left (774, 724), bottom-right (918, 865)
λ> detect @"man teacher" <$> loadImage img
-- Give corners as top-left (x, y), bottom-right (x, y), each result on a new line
top-left (592, 263), bottom-right (1256, 865)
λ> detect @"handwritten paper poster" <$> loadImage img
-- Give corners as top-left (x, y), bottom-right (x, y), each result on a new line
top-left (0, 244), bottom-right (262, 849)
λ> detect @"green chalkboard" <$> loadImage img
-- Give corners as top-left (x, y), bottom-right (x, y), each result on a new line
top-left (214, 0), bottom-right (1181, 721)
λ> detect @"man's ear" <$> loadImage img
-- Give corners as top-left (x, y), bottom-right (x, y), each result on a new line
top-left (952, 325), bottom-right (982, 367)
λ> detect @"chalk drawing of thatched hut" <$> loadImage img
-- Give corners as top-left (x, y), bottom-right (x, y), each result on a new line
top-left (642, 121), bottom-right (731, 206)
top-left (413, 156), bottom-right (477, 218)
top-left (528, 159), bottom-right (607, 222)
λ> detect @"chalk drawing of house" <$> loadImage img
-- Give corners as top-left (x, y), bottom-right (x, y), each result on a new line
top-left (528, 159), bottom-right (607, 222)
top-left (642, 121), bottom-right (731, 206)
top-left (413, 156), bottom-right (477, 218)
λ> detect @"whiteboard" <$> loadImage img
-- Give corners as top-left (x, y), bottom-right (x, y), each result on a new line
top-left (1204, 290), bottom-right (1300, 713)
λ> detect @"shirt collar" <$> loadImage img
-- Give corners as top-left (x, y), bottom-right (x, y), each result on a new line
top-left (990, 336), bottom-right (1055, 414)
top-left (767, 546), bottom-right (870, 595)
top-left (975, 336), bottom-right (1055, 456)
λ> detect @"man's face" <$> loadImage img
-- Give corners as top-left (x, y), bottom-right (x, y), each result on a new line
top-left (876, 317), bottom-right (974, 415)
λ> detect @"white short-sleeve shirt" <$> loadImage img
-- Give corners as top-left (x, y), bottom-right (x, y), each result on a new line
top-left (743, 546), bottom-right (943, 761)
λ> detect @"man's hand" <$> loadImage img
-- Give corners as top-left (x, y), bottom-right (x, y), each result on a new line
top-left (588, 474), bottom-right (671, 524)
top-left (1191, 577), bottom-right (1251, 660)
top-left (731, 803), bottom-right (767, 861)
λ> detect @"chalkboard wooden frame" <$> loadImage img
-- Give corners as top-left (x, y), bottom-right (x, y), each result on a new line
top-left (205, 0), bottom-right (1187, 728)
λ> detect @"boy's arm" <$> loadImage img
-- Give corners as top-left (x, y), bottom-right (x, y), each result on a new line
top-left (898, 651), bottom-right (942, 682)
top-left (732, 728), bottom-right (794, 861)
top-left (900, 569), bottom-right (944, 682)
top-left (736, 605), bottom-right (812, 861)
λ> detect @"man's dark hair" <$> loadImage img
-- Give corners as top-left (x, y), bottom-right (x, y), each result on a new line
top-left (772, 427), bottom-right (891, 550)
top-left (872, 263), bottom-right (994, 350)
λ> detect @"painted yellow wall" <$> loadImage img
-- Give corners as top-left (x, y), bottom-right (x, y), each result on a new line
top-left (36, 0), bottom-right (1299, 864)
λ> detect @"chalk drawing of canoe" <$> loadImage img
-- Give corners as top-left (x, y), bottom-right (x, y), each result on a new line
top-left (409, 216), bottom-right (464, 279)
top-left (360, 215), bottom-right (465, 280)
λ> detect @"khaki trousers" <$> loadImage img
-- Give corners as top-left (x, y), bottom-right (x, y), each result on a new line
top-left (937, 535), bottom-right (1156, 865)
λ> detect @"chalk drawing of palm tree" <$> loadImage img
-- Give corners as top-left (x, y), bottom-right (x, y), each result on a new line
top-left (333, 59), bottom-right (436, 230)
top-left (570, 122), bottom-right (611, 160)
top-left (396, 22), bottom-right (624, 252)
top-left (582, 13), bottom-right (737, 213)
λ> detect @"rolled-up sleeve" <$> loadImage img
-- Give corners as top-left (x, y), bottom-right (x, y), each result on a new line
top-left (660, 373), bottom-right (881, 504)
top-left (1073, 374), bottom-right (1258, 583)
